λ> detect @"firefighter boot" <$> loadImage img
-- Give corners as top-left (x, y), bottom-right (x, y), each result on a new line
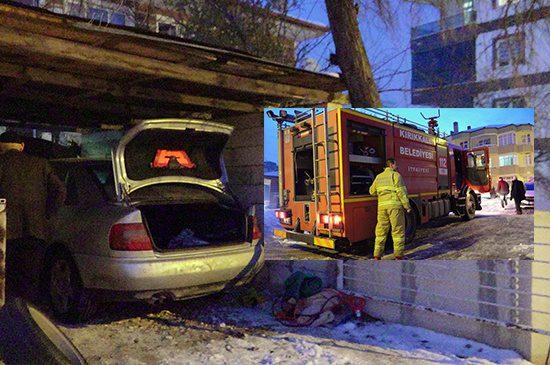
top-left (388, 207), bottom-right (406, 259)
top-left (373, 208), bottom-right (391, 258)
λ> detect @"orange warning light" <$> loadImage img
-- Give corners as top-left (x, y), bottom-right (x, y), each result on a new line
top-left (151, 149), bottom-right (196, 169)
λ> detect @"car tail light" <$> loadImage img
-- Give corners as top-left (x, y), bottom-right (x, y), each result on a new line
top-left (109, 223), bottom-right (153, 251)
top-left (252, 216), bottom-right (262, 240)
top-left (247, 215), bottom-right (262, 242)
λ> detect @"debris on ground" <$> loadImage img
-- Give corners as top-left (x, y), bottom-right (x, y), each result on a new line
top-left (58, 293), bottom-right (531, 364)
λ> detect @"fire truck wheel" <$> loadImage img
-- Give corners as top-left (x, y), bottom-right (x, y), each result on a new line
top-left (404, 207), bottom-right (418, 243)
top-left (462, 192), bottom-right (476, 221)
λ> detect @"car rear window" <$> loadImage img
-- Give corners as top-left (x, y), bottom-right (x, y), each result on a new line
top-left (87, 162), bottom-right (117, 202)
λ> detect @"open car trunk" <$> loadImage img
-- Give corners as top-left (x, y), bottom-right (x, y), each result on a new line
top-left (138, 187), bottom-right (247, 250)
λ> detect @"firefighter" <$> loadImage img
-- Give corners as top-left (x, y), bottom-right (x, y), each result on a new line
top-left (369, 158), bottom-right (411, 260)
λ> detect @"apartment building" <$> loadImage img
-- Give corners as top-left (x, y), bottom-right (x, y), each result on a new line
top-left (446, 122), bottom-right (534, 186)
top-left (410, 0), bottom-right (549, 109)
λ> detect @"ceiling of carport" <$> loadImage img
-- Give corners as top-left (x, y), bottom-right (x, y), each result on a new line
top-left (0, 1), bottom-right (345, 128)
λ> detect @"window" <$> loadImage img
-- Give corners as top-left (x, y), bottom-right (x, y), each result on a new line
top-left (498, 133), bottom-right (515, 146)
top-left (499, 154), bottom-right (517, 166)
top-left (477, 138), bottom-right (491, 146)
top-left (49, 4), bottom-right (64, 13)
top-left (493, 96), bottom-right (526, 108)
top-left (89, 7), bottom-right (109, 23)
top-left (525, 153), bottom-right (532, 166)
top-left (67, 1), bottom-right (83, 16)
top-left (460, 141), bottom-right (469, 149)
top-left (111, 12), bottom-right (126, 26)
top-left (347, 122), bottom-right (385, 195)
top-left (494, 34), bottom-right (525, 67)
top-left (521, 134), bottom-right (531, 144)
top-left (158, 23), bottom-right (177, 36)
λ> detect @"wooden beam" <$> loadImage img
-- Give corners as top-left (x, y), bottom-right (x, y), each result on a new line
top-left (0, 25), bottom-right (330, 102)
top-left (0, 62), bottom-right (263, 113)
top-left (0, 88), bottom-right (192, 119)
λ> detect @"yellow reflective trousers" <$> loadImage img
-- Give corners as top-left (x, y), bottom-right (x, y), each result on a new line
top-left (369, 168), bottom-right (410, 258)
top-left (373, 207), bottom-right (405, 258)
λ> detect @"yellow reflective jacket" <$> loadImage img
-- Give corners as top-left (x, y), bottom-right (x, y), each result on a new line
top-left (369, 167), bottom-right (411, 209)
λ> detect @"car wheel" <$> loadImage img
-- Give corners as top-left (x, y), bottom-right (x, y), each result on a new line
top-left (48, 253), bottom-right (95, 323)
top-left (0, 297), bottom-right (86, 364)
top-left (462, 192), bottom-right (476, 221)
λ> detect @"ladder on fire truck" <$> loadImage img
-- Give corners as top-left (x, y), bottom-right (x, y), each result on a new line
top-left (309, 107), bottom-right (341, 238)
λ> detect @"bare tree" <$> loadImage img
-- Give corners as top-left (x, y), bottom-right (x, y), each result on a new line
top-left (325, 0), bottom-right (382, 107)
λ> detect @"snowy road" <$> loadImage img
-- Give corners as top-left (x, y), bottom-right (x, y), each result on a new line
top-left (59, 293), bottom-right (530, 365)
top-left (264, 194), bottom-right (533, 260)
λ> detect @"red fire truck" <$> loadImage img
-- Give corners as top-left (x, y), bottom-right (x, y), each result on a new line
top-left (268, 107), bottom-right (491, 252)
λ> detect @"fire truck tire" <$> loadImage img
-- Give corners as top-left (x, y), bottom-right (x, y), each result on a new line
top-left (404, 206), bottom-right (418, 244)
top-left (462, 192), bottom-right (477, 221)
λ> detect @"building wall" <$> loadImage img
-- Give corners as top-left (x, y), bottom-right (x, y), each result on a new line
top-left (410, 0), bottom-right (549, 108)
top-left (221, 113), bottom-right (264, 232)
top-left (475, 0), bottom-right (546, 23)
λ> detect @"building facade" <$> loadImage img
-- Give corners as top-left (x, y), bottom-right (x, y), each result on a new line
top-left (410, 0), bottom-right (549, 111)
top-left (446, 122), bottom-right (534, 186)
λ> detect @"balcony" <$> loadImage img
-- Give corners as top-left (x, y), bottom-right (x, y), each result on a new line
top-left (411, 10), bottom-right (476, 39)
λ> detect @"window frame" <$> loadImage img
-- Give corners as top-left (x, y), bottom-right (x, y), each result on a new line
top-left (492, 32), bottom-right (526, 69)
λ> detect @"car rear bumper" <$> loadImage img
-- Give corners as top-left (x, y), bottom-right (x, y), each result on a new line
top-left (73, 243), bottom-right (264, 301)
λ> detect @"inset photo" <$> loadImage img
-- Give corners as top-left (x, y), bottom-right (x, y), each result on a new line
top-left (264, 106), bottom-right (534, 260)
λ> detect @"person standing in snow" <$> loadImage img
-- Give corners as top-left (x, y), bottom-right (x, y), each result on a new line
top-left (369, 158), bottom-right (411, 260)
top-left (510, 176), bottom-right (526, 215)
top-left (496, 177), bottom-right (509, 208)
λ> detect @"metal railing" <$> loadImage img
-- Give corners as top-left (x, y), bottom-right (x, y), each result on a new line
top-left (411, 10), bottom-right (477, 40)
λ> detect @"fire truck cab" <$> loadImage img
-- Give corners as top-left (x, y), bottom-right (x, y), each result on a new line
top-left (270, 107), bottom-right (491, 252)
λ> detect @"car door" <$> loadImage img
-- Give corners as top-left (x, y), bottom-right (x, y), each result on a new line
top-left (462, 147), bottom-right (491, 193)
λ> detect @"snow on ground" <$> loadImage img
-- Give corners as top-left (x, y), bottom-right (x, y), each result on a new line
top-left (59, 293), bottom-right (531, 365)
top-left (264, 194), bottom-right (534, 260)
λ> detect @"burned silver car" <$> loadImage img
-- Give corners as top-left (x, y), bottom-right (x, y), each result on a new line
top-left (43, 119), bottom-right (263, 321)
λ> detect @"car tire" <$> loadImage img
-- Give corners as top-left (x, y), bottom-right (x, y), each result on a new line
top-left (462, 192), bottom-right (476, 221)
top-left (47, 252), bottom-right (96, 323)
top-left (0, 297), bottom-right (86, 364)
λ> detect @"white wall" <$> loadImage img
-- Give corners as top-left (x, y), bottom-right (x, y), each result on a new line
top-left (221, 113), bottom-right (264, 231)
top-left (476, 19), bottom-right (550, 82)
top-left (476, 0), bottom-right (548, 23)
